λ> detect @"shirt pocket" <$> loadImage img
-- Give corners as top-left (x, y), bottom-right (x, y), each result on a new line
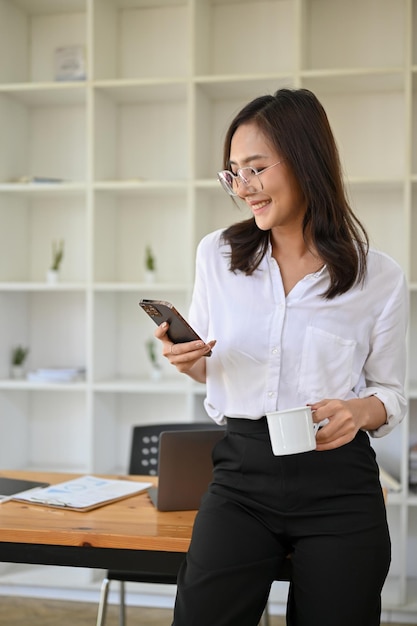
top-left (297, 326), bottom-right (356, 403)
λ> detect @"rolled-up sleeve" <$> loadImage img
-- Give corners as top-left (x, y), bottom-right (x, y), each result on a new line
top-left (361, 272), bottom-right (408, 437)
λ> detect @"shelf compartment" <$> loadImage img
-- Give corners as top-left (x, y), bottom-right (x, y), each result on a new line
top-left (347, 184), bottom-right (407, 271)
top-left (0, 192), bottom-right (87, 283)
top-left (192, 76), bottom-right (294, 180)
top-left (93, 189), bottom-right (190, 284)
top-left (306, 88), bottom-right (406, 181)
top-left (193, 0), bottom-right (295, 77)
top-left (301, 0), bottom-right (406, 71)
top-left (0, 0), bottom-right (87, 84)
top-left (0, 388), bottom-right (88, 471)
top-left (193, 79), bottom-right (294, 180)
top-left (193, 188), bottom-right (252, 249)
top-left (190, 393), bottom-right (212, 424)
top-left (372, 421), bottom-right (406, 496)
top-left (382, 576), bottom-right (407, 611)
top-left (0, 90), bottom-right (87, 184)
top-left (93, 0), bottom-right (189, 81)
top-left (0, 291), bottom-right (86, 380)
top-left (93, 84), bottom-right (188, 182)
top-left (92, 391), bottom-right (193, 473)
top-left (93, 290), bottom-right (193, 383)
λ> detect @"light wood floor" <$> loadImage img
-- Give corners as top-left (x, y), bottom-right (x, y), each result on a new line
top-left (0, 597), bottom-right (415, 626)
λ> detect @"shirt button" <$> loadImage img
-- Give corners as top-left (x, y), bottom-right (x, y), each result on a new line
top-left (272, 347), bottom-right (279, 354)
top-left (268, 392), bottom-right (276, 398)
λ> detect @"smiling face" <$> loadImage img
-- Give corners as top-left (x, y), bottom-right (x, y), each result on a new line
top-left (229, 122), bottom-right (307, 234)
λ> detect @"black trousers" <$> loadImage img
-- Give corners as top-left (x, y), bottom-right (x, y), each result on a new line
top-left (171, 417), bottom-right (390, 626)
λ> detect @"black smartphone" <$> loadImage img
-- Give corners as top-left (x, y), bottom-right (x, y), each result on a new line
top-left (139, 299), bottom-right (211, 356)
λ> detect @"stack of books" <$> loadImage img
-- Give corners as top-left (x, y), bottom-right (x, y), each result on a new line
top-left (410, 444), bottom-right (417, 493)
top-left (26, 367), bottom-right (86, 383)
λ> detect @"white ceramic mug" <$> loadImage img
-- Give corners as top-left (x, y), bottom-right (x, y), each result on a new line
top-left (266, 406), bottom-right (318, 456)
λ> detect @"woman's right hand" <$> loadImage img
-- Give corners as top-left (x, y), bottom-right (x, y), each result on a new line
top-left (154, 321), bottom-right (216, 381)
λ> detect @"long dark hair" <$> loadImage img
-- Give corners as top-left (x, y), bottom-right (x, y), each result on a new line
top-left (221, 88), bottom-right (368, 299)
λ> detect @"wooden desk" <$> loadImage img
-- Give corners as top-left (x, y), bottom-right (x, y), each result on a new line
top-left (0, 471), bottom-right (196, 576)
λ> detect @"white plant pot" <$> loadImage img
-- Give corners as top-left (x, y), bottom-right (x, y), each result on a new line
top-left (150, 366), bottom-right (162, 381)
top-left (144, 269), bottom-right (156, 283)
top-left (10, 365), bottom-right (24, 379)
top-left (47, 269), bottom-right (59, 284)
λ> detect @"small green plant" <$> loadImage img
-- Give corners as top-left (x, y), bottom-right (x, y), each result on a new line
top-left (145, 338), bottom-right (162, 380)
top-left (51, 239), bottom-right (64, 271)
top-left (145, 338), bottom-right (159, 367)
top-left (11, 345), bottom-right (29, 366)
top-left (145, 246), bottom-right (156, 272)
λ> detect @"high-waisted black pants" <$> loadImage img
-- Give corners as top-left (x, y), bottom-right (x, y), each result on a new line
top-left (171, 417), bottom-right (390, 626)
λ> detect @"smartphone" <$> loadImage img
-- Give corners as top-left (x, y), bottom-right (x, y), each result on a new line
top-left (139, 299), bottom-right (211, 356)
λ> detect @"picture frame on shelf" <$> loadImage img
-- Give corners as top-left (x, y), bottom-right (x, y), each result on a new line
top-left (55, 45), bottom-right (86, 82)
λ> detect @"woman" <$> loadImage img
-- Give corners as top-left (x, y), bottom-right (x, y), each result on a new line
top-left (155, 88), bottom-right (408, 626)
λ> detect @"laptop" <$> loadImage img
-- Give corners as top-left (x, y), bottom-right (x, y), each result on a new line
top-left (0, 476), bottom-right (49, 503)
top-left (148, 429), bottom-right (225, 511)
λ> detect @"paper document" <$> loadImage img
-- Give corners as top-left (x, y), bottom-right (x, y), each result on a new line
top-left (12, 475), bottom-right (152, 511)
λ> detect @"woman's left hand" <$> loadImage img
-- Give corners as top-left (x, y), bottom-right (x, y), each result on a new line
top-left (310, 398), bottom-right (366, 451)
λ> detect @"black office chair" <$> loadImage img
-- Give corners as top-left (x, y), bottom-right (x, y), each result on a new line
top-left (95, 421), bottom-right (291, 626)
top-left (95, 421), bottom-right (224, 626)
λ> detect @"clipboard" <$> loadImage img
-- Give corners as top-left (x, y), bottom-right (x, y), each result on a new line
top-left (12, 475), bottom-right (152, 511)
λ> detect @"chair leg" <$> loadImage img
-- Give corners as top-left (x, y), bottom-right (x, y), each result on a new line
top-left (96, 577), bottom-right (110, 626)
top-left (258, 600), bottom-right (270, 626)
top-left (119, 580), bottom-right (126, 626)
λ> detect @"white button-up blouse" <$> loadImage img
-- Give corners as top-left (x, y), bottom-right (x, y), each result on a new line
top-left (188, 229), bottom-right (408, 438)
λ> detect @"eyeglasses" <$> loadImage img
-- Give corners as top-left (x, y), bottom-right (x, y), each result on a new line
top-left (217, 161), bottom-right (283, 196)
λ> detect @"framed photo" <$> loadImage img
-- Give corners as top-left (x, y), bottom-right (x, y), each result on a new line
top-left (55, 45), bottom-right (86, 81)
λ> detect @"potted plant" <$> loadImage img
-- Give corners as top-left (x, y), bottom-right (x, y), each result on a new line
top-left (145, 338), bottom-right (161, 381)
top-left (11, 345), bottom-right (29, 379)
top-left (144, 245), bottom-right (156, 283)
top-left (47, 239), bottom-right (64, 283)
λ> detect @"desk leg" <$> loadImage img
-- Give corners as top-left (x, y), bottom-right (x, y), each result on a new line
top-left (119, 580), bottom-right (126, 626)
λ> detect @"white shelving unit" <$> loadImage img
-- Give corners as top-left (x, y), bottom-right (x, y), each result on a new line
top-left (0, 0), bottom-right (416, 619)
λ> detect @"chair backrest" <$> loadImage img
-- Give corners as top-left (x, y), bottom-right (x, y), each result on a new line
top-left (129, 422), bottom-right (225, 476)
